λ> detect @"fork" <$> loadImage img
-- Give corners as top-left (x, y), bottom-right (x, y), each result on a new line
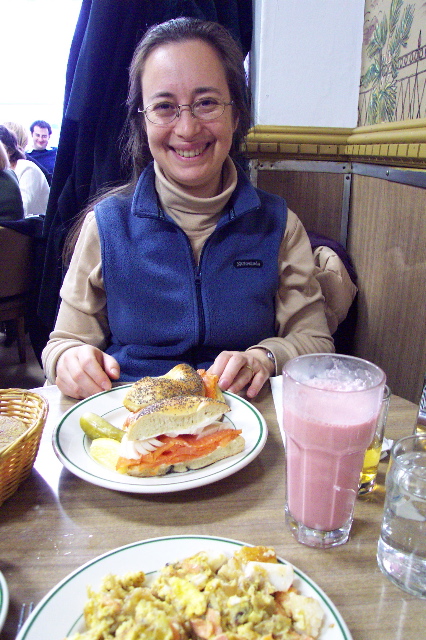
top-left (16, 602), bottom-right (34, 637)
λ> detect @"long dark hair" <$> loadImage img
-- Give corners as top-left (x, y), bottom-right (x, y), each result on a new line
top-left (64, 17), bottom-right (252, 262)
top-left (0, 125), bottom-right (26, 164)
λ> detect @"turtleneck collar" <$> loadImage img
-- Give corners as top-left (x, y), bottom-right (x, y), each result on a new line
top-left (154, 156), bottom-right (237, 221)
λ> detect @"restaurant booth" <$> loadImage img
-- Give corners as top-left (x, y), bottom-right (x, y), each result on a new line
top-left (248, 0), bottom-right (426, 405)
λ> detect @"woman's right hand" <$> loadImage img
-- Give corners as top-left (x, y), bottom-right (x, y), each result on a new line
top-left (55, 345), bottom-right (120, 399)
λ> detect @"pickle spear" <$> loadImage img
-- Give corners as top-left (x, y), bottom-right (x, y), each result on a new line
top-left (80, 412), bottom-right (124, 442)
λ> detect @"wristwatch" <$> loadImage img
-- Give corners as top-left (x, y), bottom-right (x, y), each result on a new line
top-left (259, 348), bottom-right (276, 373)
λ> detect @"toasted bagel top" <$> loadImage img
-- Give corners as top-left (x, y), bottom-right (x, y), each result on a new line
top-left (123, 363), bottom-right (204, 412)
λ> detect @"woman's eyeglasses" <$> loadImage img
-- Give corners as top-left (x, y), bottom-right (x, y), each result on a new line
top-left (138, 98), bottom-right (233, 125)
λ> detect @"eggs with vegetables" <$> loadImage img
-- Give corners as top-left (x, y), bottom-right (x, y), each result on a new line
top-left (66, 546), bottom-right (324, 639)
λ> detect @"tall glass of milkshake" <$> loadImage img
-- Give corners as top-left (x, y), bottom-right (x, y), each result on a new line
top-left (282, 354), bottom-right (386, 548)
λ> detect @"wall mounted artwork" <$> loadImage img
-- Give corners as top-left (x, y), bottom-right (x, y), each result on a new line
top-left (359, 0), bottom-right (426, 125)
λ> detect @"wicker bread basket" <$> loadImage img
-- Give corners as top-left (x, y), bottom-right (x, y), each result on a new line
top-left (0, 388), bottom-right (49, 506)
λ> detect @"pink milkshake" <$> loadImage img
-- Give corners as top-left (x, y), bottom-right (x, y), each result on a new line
top-left (282, 354), bottom-right (385, 548)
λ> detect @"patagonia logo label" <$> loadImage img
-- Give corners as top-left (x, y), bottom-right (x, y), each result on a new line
top-left (234, 259), bottom-right (263, 268)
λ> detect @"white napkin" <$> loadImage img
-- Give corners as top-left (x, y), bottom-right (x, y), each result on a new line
top-left (270, 375), bottom-right (283, 423)
top-left (270, 375), bottom-right (285, 447)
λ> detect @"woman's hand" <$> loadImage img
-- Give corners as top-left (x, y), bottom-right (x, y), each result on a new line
top-left (55, 345), bottom-right (120, 399)
top-left (208, 349), bottom-right (275, 398)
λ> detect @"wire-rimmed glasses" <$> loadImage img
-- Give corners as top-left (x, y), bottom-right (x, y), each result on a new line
top-left (138, 97), bottom-right (233, 125)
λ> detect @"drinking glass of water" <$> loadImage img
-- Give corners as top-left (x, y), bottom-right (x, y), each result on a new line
top-left (377, 434), bottom-right (426, 598)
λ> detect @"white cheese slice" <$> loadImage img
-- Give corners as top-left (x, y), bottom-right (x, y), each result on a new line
top-left (244, 561), bottom-right (294, 592)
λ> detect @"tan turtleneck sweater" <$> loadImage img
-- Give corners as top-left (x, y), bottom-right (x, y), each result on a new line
top-left (42, 159), bottom-right (333, 383)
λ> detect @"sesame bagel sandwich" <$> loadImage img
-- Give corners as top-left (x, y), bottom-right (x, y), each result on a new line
top-left (123, 363), bottom-right (225, 412)
top-left (116, 394), bottom-right (244, 477)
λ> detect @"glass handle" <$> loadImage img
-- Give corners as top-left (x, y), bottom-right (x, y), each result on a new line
top-left (413, 373), bottom-right (426, 435)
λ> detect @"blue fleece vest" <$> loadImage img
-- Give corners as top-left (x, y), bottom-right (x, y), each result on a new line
top-left (95, 162), bottom-right (287, 380)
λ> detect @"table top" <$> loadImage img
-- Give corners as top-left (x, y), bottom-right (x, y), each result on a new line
top-left (0, 383), bottom-right (423, 639)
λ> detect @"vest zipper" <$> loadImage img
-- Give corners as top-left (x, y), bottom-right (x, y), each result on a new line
top-left (156, 211), bottom-right (207, 351)
top-left (190, 207), bottom-right (256, 351)
top-left (193, 209), bottom-right (235, 350)
top-left (194, 266), bottom-right (205, 345)
top-left (158, 205), bottom-right (260, 363)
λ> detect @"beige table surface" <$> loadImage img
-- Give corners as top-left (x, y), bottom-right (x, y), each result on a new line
top-left (0, 383), bottom-right (423, 639)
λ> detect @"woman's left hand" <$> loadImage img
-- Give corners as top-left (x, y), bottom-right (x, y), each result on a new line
top-left (208, 349), bottom-right (275, 398)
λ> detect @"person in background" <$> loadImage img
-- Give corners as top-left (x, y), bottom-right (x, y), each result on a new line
top-left (28, 119), bottom-right (57, 179)
top-left (0, 139), bottom-right (24, 347)
top-left (0, 125), bottom-right (49, 217)
top-left (3, 121), bottom-right (52, 185)
top-left (0, 140), bottom-right (24, 222)
top-left (42, 17), bottom-right (334, 400)
top-left (2, 121), bottom-right (28, 151)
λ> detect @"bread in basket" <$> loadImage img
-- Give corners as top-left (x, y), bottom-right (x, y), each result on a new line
top-left (0, 388), bottom-right (48, 506)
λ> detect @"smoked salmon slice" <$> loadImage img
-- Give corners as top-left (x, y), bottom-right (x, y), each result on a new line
top-left (117, 428), bottom-right (241, 473)
top-left (197, 369), bottom-right (222, 399)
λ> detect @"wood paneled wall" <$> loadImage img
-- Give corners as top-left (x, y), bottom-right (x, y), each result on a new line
top-left (256, 163), bottom-right (426, 404)
top-left (348, 175), bottom-right (426, 404)
top-left (256, 169), bottom-right (345, 242)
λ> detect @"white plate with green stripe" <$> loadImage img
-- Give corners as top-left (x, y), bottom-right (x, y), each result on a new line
top-left (52, 386), bottom-right (267, 493)
top-left (0, 571), bottom-right (8, 633)
top-left (16, 535), bottom-right (352, 640)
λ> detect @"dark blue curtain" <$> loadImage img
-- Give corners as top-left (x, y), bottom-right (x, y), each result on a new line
top-left (31, 0), bottom-right (252, 362)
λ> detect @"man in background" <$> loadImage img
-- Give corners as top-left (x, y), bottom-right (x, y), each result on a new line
top-left (28, 120), bottom-right (57, 180)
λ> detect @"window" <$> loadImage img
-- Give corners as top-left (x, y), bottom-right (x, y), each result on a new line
top-left (0, 0), bottom-right (81, 147)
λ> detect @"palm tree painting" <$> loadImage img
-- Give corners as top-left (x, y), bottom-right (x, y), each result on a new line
top-left (361, 0), bottom-right (415, 124)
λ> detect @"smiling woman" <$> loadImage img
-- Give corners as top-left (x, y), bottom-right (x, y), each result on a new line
top-left (41, 17), bottom-right (333, 402)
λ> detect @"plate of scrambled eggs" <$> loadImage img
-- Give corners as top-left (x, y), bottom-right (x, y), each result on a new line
top-left (53, 387), bottom-right (267, 493)
top-left (16, 535), bottom-right (352, 640)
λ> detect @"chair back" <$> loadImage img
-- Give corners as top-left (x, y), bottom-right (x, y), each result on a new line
top-left (0, 226), bottom-right (33, 298)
